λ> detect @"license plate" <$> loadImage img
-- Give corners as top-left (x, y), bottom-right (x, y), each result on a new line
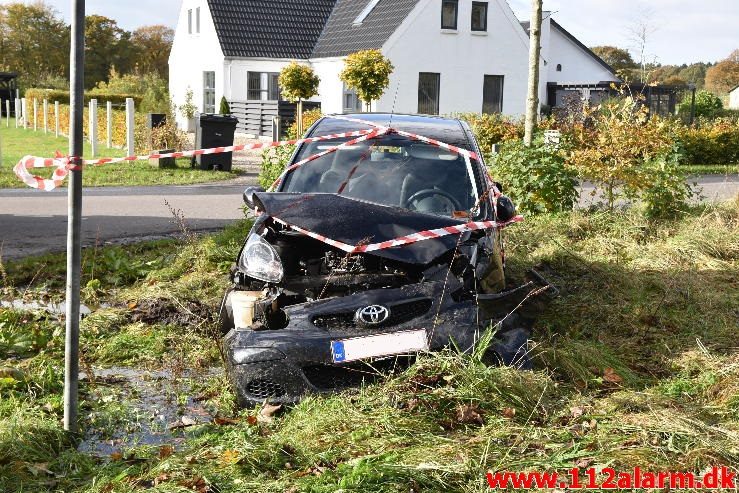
top-left (331, 329), bottom-right (428, 363)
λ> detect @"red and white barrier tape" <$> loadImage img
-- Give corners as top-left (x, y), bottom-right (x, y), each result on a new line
top-left (273, 215), bottom-right (524, 254)
top-left (13, 116), bottom-right (522, 251)
top-left (13, 129), bottom-right (377, 191)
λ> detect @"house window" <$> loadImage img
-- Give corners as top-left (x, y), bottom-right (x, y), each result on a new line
top-left (418, 72), bottom-right (440, 115)
top-left (187, 9), bottom-right (192, 34)
top-left (195, 7), bottom-right (200, 33)
top-left (471, 2), bottom-right (488, 31)
top-left (203, 71), bottom-right (216, 113)
top-left (247, 72), bottom-right (280, 101)
top-left (556, 64), bottom-right (562, 72)
top-left (482, 75), bottom-right (504, 114)
top-left (343, 83), bottom-right (363, 113)
top-left (441, 0), bottom-right (458, 30)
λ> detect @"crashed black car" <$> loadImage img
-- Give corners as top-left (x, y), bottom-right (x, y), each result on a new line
top-left (219, 114), bottom-right (553, 407)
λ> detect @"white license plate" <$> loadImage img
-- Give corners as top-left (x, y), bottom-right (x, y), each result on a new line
top-left (330, 329), bottom-right (429, 363)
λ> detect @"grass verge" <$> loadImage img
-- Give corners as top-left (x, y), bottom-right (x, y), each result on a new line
top-left (1, 200), bottom-right (738, 492)
top-left (0, 124), bottom-right (242, 188)
top-left (682, 163), bottom-right (739, 175)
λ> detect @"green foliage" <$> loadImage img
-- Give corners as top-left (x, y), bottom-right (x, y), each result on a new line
top-left (457, 113), bottom-right (524, 152)
top-left (490, 137), bottom-right (578, 214)
top-left (179, 87), bottom-right (197, 120)
top-left (677, 90), bottom-right (723, 118)
top-left (259, 145), bottom-right (294, 189)
top-left (676, 117), bottom-right (739, 165)
top-left (278, 62), bottom-right (320, 102)
top-left (219, 96), bottom-right (231, 115)
top-left (23, 88), bottom-right (143, 107)
top-left (258, 109), bottom-right (323, 189)
top-left (567, 95), bottom-right (692, 215)
top-left (340, 49), bottom-right (394, 108)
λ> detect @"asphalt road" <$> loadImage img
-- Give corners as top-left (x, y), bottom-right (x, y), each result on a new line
top-left (1, 174), bottom-right (736, 261)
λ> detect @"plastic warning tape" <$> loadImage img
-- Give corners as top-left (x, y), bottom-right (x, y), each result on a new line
top-left (13, 129), bottom-right (377, 191)
top-left (273, 215), bottom-right (524, 254)
top-left (329, 115), bottom-right (480, 161)
top-left (268, 127), bottom-right (389, 190)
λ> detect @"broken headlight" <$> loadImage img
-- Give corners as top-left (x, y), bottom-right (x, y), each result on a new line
top-left (238, 234), bottom-right (284, 283)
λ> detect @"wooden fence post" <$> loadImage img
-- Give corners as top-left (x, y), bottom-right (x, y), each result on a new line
top-left (4, 100), bottom-right (8, 127)
top-left (55, 101), bottom-right (60, 137)
top-left (89, 99), bottom-right (98, 157)
top-left (21, 98), bottom-right (27, 128)
top-left (43, 99), bottom-right (49, 133)
top-left (125, 98), bottom-right (135, 156)
top-left (33, 98), bottom-right (38, 131)
top-left (14, 98), bottom-right (19, 128)
top-left (106, 101), bottom-right (112, 148)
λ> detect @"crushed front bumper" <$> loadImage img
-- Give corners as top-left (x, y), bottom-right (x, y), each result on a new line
top-left (221, 274), bottom-right (554, 407)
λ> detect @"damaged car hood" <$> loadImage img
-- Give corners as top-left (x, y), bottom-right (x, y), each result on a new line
top-left (254, 192), bottom-right (468, 265)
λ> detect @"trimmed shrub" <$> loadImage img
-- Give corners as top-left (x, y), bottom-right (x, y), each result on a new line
top-left (677, 90), bottom-right (723, 118)
top-left (24, 88), bottom-right (143, 107)
top-left (490, 137), bottom-right (578, 214)
top-left (676, 117), bottom-right (739, 165)
top-left (457, 113), bottom-right (524, 153)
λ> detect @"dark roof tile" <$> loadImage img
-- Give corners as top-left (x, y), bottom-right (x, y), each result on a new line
top-left (207, 0), bottom-right (337, 58)
top-left (311, 0), bottom-right (420, 58)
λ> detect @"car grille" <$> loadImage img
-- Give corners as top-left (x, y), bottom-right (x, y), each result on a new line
top-left (244, 378), bottom-right (286, 399)
top-left (303, 357), bottom-right (414, 391)
top-left (311, 299), bottom-right (432, 330)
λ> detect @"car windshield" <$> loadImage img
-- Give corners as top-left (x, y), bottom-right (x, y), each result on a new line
top-left (281, 134), bottom-right (480, 218)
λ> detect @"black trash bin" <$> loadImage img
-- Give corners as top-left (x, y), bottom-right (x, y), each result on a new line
top-left (193, 113), bottom-right (238, 171)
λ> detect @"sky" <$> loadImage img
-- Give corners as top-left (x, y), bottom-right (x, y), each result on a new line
top-left (1, 0), bottom-right (737, 66)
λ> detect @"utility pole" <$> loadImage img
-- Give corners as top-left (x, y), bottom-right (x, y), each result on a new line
top-left (64, 0), bottom-right (85, 434)
top-left (524, 0), bottom-right (543, 146)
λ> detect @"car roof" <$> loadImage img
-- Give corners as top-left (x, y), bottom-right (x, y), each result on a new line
top-left (310, 113), bottom-right (474, 150)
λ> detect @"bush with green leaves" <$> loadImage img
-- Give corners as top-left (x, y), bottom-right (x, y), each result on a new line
top-left (490, 137), bottom-right (578, 214)
top-left (257, 109), bottom-right (323, 189)
top-left (676, 117), bottom-right (739, 165)
top-left (677, 90), bottom-right (723, 118)
top-left (219, 96), bottom-right (231, 115)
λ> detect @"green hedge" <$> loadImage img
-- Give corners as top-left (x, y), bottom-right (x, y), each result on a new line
top-left (24, 88), bottom-right (143, 107)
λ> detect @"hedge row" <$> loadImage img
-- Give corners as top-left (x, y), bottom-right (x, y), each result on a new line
top-left (24, 102), bottom-right (146, 149)
top-left (24, 88), bottom-right (143, 107)
top-left (458, 113), bottom-right (739, 165)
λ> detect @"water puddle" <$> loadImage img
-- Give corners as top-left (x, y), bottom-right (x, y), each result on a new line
top-left (78, 365), bottom-right (223, 456)
top-left (0, 299), bottom-right (93, 317)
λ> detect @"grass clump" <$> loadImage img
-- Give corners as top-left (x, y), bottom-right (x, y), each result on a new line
top-left (0, 202), bottom-right (737, 491)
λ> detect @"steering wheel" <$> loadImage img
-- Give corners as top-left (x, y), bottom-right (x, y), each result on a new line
top-left (404, 188), bottom-right (462, 214)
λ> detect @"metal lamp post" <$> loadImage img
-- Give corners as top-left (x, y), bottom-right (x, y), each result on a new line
top-left (64, 0), bottom-right (85, 434)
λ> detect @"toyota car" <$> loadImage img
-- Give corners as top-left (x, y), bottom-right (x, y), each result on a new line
top-left (218, 114), bottom-right (553, 407)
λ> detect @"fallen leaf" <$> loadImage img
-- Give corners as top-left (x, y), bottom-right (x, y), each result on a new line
top-left (158, 445), bottom-right (174, 459)
top-left (110, 452), bottom-right (123, 461)
top-left (246, 415), bottom-right (258, 426)
top-left (603, 367), bottom-right (623, 384)
top-left (220, 449), bottom-right (240, 465)
top-left (257, 403), bottom-right (282, 423)
top-left (456, 404), bottom-right (484, 425)
top-left (127, 301), bottom-right (137, 309)
top-left (213, 417), bottom-right (240, 426)
top-left (570, 406), bottom-right (585, 419)
top-left (154, 473), bottom-right (170, 486)
top-left (502, 407), bottom-right (516, 419)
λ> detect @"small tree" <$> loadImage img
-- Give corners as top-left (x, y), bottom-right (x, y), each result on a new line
top-left (340, 49), bottom-right (394, 112)
top-left (219, 96), bottom-right (231, 115)
top-left (278, 61), bottom-right (320, 136)
top-left (179, 87), bottom-right (196, 120)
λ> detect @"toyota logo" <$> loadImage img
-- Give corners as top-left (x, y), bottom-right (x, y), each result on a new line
top-left (356, 305), bottom-right (390, 325)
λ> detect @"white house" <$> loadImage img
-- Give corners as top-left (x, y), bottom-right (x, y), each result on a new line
top-left (169, 0), bottom-right (618, 135)
top-left (730, 85), bottom-right (739, 110)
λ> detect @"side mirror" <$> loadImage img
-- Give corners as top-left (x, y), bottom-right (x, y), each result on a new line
top-left (495, 195), bottom-right (516, 222)
top-left (242, 186), bottom-right (265, 210)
